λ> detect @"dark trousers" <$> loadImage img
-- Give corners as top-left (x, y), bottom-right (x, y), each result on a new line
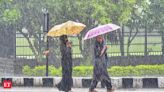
top-left (56, 58), bottom-right (73, 92)
top-left (57, 76), bottom-right (72, 92)
top-left (89, 77), bottom-right (112, 91)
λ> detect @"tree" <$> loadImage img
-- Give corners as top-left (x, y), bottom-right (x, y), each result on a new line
top-left (6, 0), bottom-right (162, 65)
top-left (45, 0), bottom-right (106, 65)
top-left (134, 0), bottom-right (163, 56)
top-left (13, 0), bottom-right (96, 65)
top-left (104, 0), bottom-right (137, 56)
top-left (13, 0), bottom-right (138, 64)
top-left (148, 0), bottom-right (164, 55)
top-left (0, 0), bottom-right (20, 58)
top-left (0, 0), bottom-right (20, 23)
top-left (126, 0), bottom-right (150, 56)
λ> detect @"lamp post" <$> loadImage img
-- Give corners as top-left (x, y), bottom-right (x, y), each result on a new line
top-left (42, 8), bottom-right (49, 76)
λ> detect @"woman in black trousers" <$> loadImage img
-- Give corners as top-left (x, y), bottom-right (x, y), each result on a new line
top-left (56, 35), bottom-right (73, 92)
top-left (89, 35), bottom-right (114, 92)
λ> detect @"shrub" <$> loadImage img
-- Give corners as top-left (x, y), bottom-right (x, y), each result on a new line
top-left (49, 66), bottom-right (62, 76)
top-left (22, 65), bottom-right (61, 76)
top-left (22, 64), bottom-right (164, 77)
top-left (22, 65), bottom-right (33, 76)
top-left (73, 66), bottom-right (93, 76)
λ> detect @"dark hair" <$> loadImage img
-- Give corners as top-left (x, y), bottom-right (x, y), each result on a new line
top-left (60, 35), bottom-right (68, 45)
top-left (95, 38), bottom-right (104, 48)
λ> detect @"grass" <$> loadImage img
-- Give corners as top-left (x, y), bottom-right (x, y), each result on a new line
top-left (16, 47), bottom-right (34, 55)
top-left (16, 36), bottom-right (162, 56)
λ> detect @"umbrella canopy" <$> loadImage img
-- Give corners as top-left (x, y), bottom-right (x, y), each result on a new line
top-left (84, 23), bottom-right (120, 40)
top-left (47, 21), bottom-right (86, 37)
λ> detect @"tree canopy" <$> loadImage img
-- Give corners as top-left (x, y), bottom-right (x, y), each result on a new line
top-left (1, 0), bottom-right (164, 63)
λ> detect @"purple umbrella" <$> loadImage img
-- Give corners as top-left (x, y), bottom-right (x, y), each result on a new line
top-left (84, 23), bottom-right (120, 40)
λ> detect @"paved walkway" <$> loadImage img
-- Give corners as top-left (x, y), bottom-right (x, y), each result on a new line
top-left (0, 87), bottom-right (164, 92)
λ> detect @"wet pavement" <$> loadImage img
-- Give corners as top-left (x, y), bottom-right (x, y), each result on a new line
top-left (0, 87), bottom-right (164, 92)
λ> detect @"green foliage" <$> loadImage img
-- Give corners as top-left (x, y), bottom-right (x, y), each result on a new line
top-left (0, 0), bottom-right (21, 23)
top-left (91, 1), bottom-right (111, 24)
top-left (32, 65), bottom-right (46, 76)
top-left (109, 65), bottom-right (164, 77)
top-left (49, 66), bottom-right (62, 76)
top-left (2, 8), bottom-right (21, 22)
top-left (22, 65), bottom-right (33, 76)
top-left (2, 0), bottom-right (164, 61)
top-left (22, 64), bottom-right (164, 77)
top-left (22, 65), bottom-right (62, 76)
top-left (73, 66), bottom-right (93, 76)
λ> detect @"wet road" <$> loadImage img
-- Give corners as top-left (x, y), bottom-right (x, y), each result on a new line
top-left (0, 87), bottom-right (164, 92)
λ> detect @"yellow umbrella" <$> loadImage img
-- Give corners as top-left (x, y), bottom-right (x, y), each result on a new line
top-left (47, 21), bottom-right (86, 37)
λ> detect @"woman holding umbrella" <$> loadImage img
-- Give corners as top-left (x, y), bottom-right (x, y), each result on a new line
top-left (43, 35), bottom-right (73, 92)
top-left (56, 35), bottom-right (73, 92)
top-left (89, 35), bottom-right (114, 92)
top-left (44, 21), bottom-right (86, 92)
top-left (84, 23), bottom-right (120, 92)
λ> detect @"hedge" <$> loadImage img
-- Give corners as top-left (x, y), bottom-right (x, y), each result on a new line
top-left (22, 64), bottom-right (164, 77)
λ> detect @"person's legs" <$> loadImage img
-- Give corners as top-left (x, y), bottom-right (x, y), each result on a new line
top-left (63, 67), bottom-right (73, 92)
top-left (66, 74), bottom-right (73, 91)
top-left (56, 79), bottom-right (65, 91)
top-left (102, 78), bottom-right (114, 92)
top-left (67, 60), bottom-right (73, 91)
top-left (56, 61), bottom-right (68, 91)
top-left (89, 79), bottom-right (98, 92)
top-left (104, 79), bottom-right (112, 89)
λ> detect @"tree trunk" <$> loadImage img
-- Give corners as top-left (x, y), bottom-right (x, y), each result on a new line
top-left (119, 24), bottom-right (124, 56)
top-left (127, 25), bottom-right (133, 56)
top-left (144, 23), bottom-right (148, 56)
top-left (127, 21), bottom-right (139, 56)
top-left (162, 32), bottom-right (164, 55)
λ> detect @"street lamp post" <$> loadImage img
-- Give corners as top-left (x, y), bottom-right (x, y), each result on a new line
top-left (42, 8), bottom-right (49, 76)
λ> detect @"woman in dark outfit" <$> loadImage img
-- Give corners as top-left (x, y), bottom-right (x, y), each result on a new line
top-left (56, 35), bottom-right (73, 92)
top-left (89, 35), bottom-right (114, 92)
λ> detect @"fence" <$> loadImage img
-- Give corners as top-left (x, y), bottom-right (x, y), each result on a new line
top-left (16, 31), bottom-right (163, 59)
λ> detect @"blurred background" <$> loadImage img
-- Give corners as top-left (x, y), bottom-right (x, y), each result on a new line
top-left (0, 0), bottom-right (164, 77)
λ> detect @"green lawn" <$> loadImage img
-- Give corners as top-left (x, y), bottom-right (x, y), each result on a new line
top-left (16, 36), bottom-right (162, 57)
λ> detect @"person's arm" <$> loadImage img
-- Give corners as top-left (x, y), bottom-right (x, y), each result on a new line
top-left (100, 45), bottom-right (107, 57)
top-left (43, 48), bottom-right (52, 56)
top-left (64, 41), bottom-right (72, 56)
